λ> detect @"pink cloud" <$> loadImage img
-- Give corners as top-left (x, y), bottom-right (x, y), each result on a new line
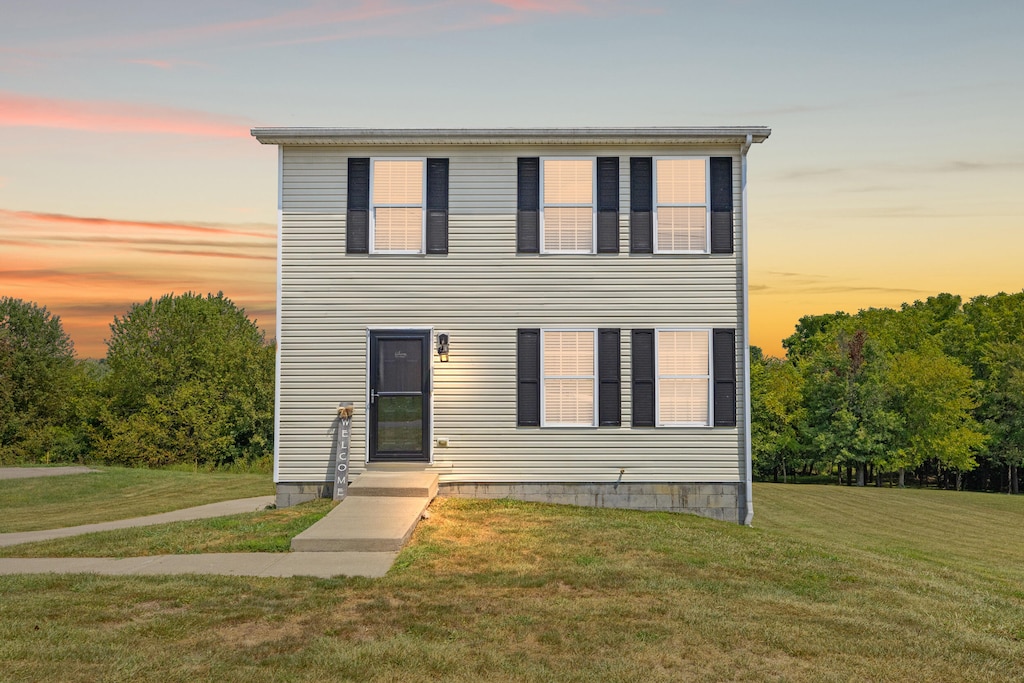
top-left (0, 91), bottom-right (250, 139)
top-left (489, 0), bottom-right (593, 12)
top-left (0, 209), bottom-right (274, 240)
top-left (124, 58), bottom-right (206, 70)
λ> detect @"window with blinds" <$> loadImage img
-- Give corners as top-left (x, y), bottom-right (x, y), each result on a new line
top-left (657, 329), bottom-right (711, 426)
top-left (541, 329), bottom-right (597, 426)
top-left (372, 159), bottom-right (424, 253)
top-left (655, 158), bottom-right (708, 253)
top-left (542, 159), bottom-right (595, 253)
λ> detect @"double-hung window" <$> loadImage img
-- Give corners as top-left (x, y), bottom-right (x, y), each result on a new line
top-left (656, 329), bottom-right (712, 426)
top-left (541, 158), bottom-right (595, 253)
top-left (541, 329), bottom-right (597, 426)
top-left (371, 159), bottom-right (425, 253)
top-left (654, 157), bottom-right (709, 253)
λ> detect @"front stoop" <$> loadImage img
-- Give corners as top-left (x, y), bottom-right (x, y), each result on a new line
top-left (290, 472), bottom-right (437, 553)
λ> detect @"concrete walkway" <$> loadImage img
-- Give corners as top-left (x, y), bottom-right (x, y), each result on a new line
top-left (0, 551), bottom-right (399, 578)
top-left (0, 466), bottom-right (96, 480)
top-left (0, 496), bottom-right (275, 548)
top-left (0, 472), bottom-right (438, 579)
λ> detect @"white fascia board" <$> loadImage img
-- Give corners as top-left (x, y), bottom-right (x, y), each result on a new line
top-left (250, 127), bottom-right (772, 146)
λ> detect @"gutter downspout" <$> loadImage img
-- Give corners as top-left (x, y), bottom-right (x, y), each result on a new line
top-left (741, 134), bottom-right (754, 526)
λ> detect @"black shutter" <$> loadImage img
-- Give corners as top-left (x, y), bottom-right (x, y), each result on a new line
top-left (631, 329), bottom-right (655, 427)
top-left (598, 328), bottom-right (621, 426)
top-left (713, 328), bottom-right (737, 427)
top-left (710, 157), bottom-right (734, 254)
top-left (517, 158), bottom-right (540, 253)
top-left (346, 158), bottom-right (370, 254)
top-left (426, 158), bottom-right (449, 254)
top-left (517, 329), bottom-right (541, 426)
top-left (596, 157), bottom-right (619, 254)
top-left (630, 157), bottom-right (653, 253)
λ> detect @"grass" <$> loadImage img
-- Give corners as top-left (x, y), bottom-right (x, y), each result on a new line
top-left (0, 467), bottom-right (273, 533)
top-left (0, 499), bottom-right (334, 557)
top-left (1, 483), bottom-right (1024, 681)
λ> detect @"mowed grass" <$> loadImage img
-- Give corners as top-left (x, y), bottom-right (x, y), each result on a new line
top-left (1, 483), bottom-right (1024, 682)
top-left (0, 467), bottom-right (273, 533)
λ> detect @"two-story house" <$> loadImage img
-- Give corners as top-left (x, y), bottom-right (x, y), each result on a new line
top-left (251, 127), bottom-right (770, 524)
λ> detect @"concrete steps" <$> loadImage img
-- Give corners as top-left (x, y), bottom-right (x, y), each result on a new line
top-left (290, 471), bottom-right (437, 553)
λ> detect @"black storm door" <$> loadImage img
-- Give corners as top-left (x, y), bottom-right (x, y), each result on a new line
top-left (368, 330), bottom-right (431, 462)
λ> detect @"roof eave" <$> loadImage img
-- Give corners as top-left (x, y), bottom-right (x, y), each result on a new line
top-left (250, 127), bottom-right (771, 146)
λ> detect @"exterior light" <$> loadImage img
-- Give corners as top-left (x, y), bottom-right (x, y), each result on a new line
top-left (437, 333), bottom-right (450, 362)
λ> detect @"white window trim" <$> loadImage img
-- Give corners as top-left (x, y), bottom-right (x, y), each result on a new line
top-left (540, 328), bottom-right (598, 428)
top-left (369, 157), bottom-right (427, 255)
top-left (539, 157), bottom-right (597, 255)
top-left (655, 328), bottom-right (713, 427)
top-left (653, 156), bottom-right (711, 255)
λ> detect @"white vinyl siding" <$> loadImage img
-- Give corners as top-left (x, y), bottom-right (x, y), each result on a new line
top-left (371, 159), bottom-right (425, 253)
top-left (654, 157), bottom-right (709, 253)
top-left (657, 329), bottom-right (711, 426)
top-left (541, 158), bottom-right (595, 253)
top-left (541, 330), bottom-right (597, 427)
top-left (276, 143), bottom-right (745, 485)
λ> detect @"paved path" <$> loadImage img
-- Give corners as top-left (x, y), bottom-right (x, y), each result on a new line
top-left (0, 496), bottom-right (275, 548)
top-left (0, 551), bottom-right (398, 578)
top-left (0, 472), bottom-right (436, 579)
top-left (0, 466), bottom-right (96, 480)
top-left (0, 494), bottom-right (396, 578)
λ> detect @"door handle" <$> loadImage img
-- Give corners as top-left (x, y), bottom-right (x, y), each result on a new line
top-left (370, 389), bottom-right (380, 404)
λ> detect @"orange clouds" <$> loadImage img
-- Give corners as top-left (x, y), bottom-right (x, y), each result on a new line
top-left (0, 91), bottom-right (250, 138)
top-left (0, 209), bottom-right (276, 358)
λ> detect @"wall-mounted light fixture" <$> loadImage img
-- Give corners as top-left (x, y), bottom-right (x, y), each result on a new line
top-left (437, 333), bottom-right (450, 362)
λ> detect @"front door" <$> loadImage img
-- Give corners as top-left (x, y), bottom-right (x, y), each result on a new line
top-left (368, 329), bottom-right (430, 462)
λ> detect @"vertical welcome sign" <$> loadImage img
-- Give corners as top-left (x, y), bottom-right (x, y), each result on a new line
top-left (334, 402), bottom-right (353, 501)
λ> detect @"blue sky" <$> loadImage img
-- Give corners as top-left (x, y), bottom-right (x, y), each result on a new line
top-left (2, 0), bottom-right (1022, 356)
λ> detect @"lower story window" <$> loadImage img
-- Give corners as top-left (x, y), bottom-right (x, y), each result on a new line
top-left (542, 329), bottom-right (596, 427)
top-left (657, 329), bottom-right (710, 426)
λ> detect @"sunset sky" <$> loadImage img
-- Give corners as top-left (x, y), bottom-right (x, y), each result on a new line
top-left (2, 1), bottom-right (1022, 358)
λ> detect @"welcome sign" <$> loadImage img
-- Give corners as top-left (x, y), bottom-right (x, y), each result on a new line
top-left (334, 402), bottom-right (353, 501)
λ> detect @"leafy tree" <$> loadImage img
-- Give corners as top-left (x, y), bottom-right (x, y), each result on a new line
top-left (98, 292), bottom-right (274, 468)
top-left (800, 328), bottom-right (901, 486)
top-left (750, 347), bottom-right (804, 482)
top-left (0, 297), bottom-right (77, 464)
top-left (782, 311), bottom-right (850, 360)
top-left (886, 348), bottom-right (986, 488)
top-left (978, 341), bottom-right (1024, 493)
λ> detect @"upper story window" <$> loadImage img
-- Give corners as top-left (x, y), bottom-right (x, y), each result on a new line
top-left (657, 329), bottom-right (711, 426)
top-left (655, 158), bottom-right (709, 253)
top-left (371, 159), bottom-right (425, 253)
top-left (630, 156), bottom-right (732, 256)
top-left (541, 158), bottom-right (595, 253)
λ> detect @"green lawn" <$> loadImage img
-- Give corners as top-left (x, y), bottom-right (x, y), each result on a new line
top-left (1, 483), bottom-right (1023, 682)
top-left (0, 467), bottom-right (273, 533)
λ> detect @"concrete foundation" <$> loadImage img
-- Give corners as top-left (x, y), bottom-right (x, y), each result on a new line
top-left (439, 481), bottom-right (747, 524)
top-left (278, 480), bottom-right (748, 525)
top-left (275, 482), bottom-right (333, 508)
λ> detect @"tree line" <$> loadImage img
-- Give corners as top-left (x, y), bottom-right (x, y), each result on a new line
top-left (0, 293), bottom-right (275, 470)
top-left (5, 289), bottom-right (1023, 488)
top-left (752, 291), bottom-right (1024, 493)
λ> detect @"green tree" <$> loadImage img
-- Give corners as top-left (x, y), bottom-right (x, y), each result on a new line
top-left (98, 292), bottom-right (274, 469)
top-left (750, 347), bottom-right (804, 482)
top-left (978, 341), bottom-right (1024, 493)
top-left (886, 348), bottom-right (986, 488)
top-left (0, 297), bottom-right (77, 464)
top-left (800, 328), bottom-right (901, 486)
